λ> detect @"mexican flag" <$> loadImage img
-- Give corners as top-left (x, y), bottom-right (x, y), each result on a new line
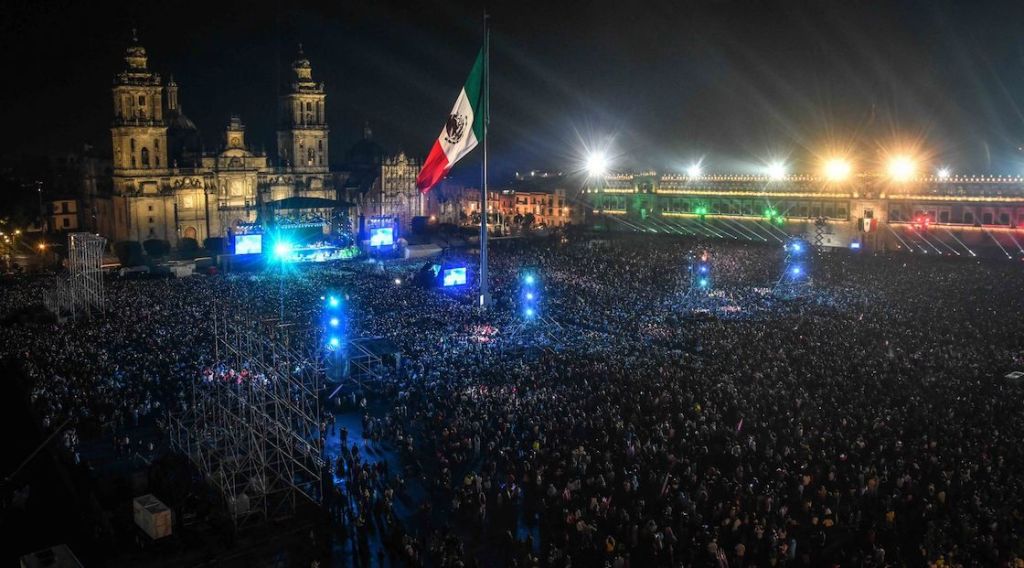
top-left (416, 49), bottom-right (485, 194)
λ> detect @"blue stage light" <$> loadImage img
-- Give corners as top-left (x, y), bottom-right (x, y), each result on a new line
top-left (791, 267), bottom-right (802, 276)
top-left (700, 266), bottom-right (708, 273)
top-left (699, 278), bottom-right (708, 287)
top-left (524, 307), bottom-right (535, 318)
top-left (526, 292), bottom-right (535, 300)
top-left (850, 242), bottom-right (861, 249)
top-left (524, 274), bottom-right (535, 285)
top-left (328, 337), bottom-right (341, 348)
top-left (329, 317), bottom-right (340, 327)
top-left (327, 296), bottom-right (340, 308)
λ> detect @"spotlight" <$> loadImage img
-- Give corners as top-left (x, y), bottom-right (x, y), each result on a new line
top-left (524, 307), bottom-right (535, 318)
top-left (767, 161), bottom-right (787, 180)
top-left (329, 317), bottom-right (340, 327)
top-left (824, 158), bottom-right (851, 181)
top-left (687, 164), bottom-right (703, 178)
top-left (585, 152), bottom-right (608, 178)
top-left (791, 267), bottom-right (801, 276)
top-left (394, 278), bottom-right (402, 285)
top-left (937, 167), bottom-right (951, 180)
top-left (699, 278), bottom-right (708, 287)
top-left (273, 241), bottom-right (292, 259)
top-left (888, 156), bottom-right (917, 182)
top-left (328, 296), bottom-right (340, 308)
top-left (699, 266), bottom-right (708, 273)
top-left (524, 274), bottom-right (535, 285)
top-left (526, 292), bottom-right (534, 300)
top-left (328, 337), bottom-right (341, 348)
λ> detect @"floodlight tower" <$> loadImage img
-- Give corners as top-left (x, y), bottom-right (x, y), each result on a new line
top-left (586, 150), bottom-right (610, 219)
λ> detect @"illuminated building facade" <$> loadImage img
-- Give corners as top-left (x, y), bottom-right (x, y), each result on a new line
top-left (587, 172), bottom-right (1024, 255)
top-left (107, 34), bottom-right (335, 244)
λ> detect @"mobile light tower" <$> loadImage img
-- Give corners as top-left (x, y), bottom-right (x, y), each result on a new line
top-left (685, 250), bottom-right (713, 300)
top-left (272, 237), bottom-right (293, 320)
top-left (323, 293), bottom-right (347, 381)
top-left (508, 268), bottom-right (560, 340)
top-left (772, 238), bottom-right (811, 299)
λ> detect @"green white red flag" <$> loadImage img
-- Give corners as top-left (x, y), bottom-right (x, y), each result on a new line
top-left (416, 49), bottom-right (485, 193)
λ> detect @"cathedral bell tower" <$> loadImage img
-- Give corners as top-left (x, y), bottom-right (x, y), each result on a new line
top-left (111, 30), bottom-right (168, 173)
top-left (277, 45), bottom-right (328, 173)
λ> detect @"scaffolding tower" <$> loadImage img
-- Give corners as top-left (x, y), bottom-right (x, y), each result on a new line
top-left (168, 314), bottom-right (325, 529)
top-left (45, 233), bottom-right (106, 320)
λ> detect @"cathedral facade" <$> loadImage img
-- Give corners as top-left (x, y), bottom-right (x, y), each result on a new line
top-left (108, 35), bottom-right (335, 245)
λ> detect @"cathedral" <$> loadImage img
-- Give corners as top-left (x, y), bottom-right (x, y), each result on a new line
top-left (108, 32), bottom-right (335, 244)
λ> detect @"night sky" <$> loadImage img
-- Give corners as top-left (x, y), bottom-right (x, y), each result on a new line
top-left (3, 0), bottom-right (1024, 182)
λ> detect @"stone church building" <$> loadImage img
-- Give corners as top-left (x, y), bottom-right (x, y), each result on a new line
top-left (108, 33), bottom-right (335, 244)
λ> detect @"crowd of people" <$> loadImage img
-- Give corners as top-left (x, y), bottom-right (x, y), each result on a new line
top-left (2, 234), bottom-right (1024, 566)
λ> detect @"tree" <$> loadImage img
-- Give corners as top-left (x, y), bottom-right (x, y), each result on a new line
top-left (143, 239), bottom-right (170, 259)
top-left (114, 241), bottom-right (144, 266)
top-left (178, 237), bottom-right (200, 258)
top-left (203, 237), bottom-right (225, 256)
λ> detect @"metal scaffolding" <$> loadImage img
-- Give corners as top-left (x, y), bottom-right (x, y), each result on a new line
top-left (45, 233), bottom-right (106, 320)
top-left (168, 314), bottom-right (325, 529)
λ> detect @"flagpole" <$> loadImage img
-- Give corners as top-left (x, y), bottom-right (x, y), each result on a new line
top-left (479, 13), bottom-right (491, 309)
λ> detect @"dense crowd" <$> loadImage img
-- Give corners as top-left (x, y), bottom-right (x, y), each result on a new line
top-left (2, 235), bottom-right (1024, 566)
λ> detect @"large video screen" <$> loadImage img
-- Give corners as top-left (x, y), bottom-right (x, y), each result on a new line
top-left (370, 227), bottom-right (394, 247)
top-left (235, 234), bottom-right (263, 255)
top-left (442, 267), bottom-right (467, 287)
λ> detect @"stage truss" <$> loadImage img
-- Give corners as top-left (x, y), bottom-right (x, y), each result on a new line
top-left (506, 315), bottom-right (563, 343)
top-left (45, 233), bottom-right (106, 320)
top-left (168, 314), bottom-right (325, 529)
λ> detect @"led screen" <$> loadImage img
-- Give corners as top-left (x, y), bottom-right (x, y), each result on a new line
top-left (370, 227), bottom-right (394, 247)
top-left (442, 267), bottom-right (467, 287)
top-left (235, 234), bottom-right (263, 255)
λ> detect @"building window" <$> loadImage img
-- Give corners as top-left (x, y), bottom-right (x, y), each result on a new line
top-left (148, 205), bottom-right (153, 211)
top-left (148, 217), bottom-right (154, 223)
top-left (999, 212), bottom-right (1010, 225)
top-left (130, 138), bottom-right (135, 151)
top-left (141, 148), bottom-right (150, 167)
top-left (939, 211), bottom-right (950, 223)
top-left (983, 212), bottom-right (993, 224)
top-left (963, 211), bottom-right (974, 224)
top-left (138, 95), bottom-right (145, 105)
top-left (63, 218), bottom-right (70, 228)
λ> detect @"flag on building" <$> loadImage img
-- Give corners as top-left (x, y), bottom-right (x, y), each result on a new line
top-left (416, 49), bottom-right (485, 194)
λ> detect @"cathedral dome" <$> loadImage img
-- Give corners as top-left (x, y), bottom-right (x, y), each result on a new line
top-left (167, 107), bottom-right (202, 167)
top-left (169, 110), bottom-right (198, 132)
